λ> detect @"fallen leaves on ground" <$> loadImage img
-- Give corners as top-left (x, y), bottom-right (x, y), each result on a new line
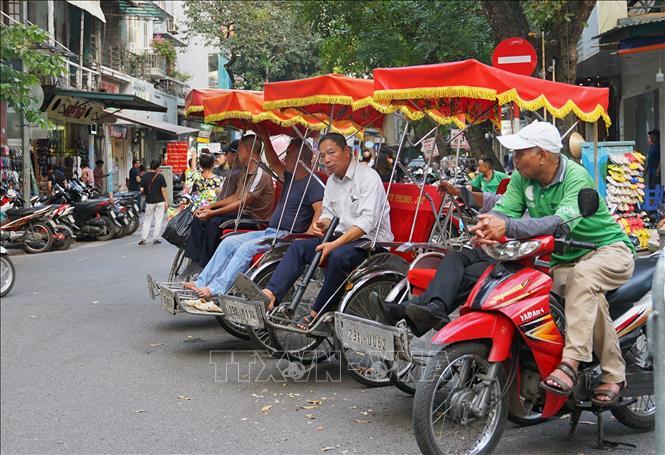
top-left (177, 395), bottom-right (191, 400)
top-left (261, 405), bottom-right (273, 413)
top-left (305, 414), bottom-right (316, 419)
top-left (321, 447), bottom-right (335, 452)
top-left (353, 419), bottom-right (369, 424)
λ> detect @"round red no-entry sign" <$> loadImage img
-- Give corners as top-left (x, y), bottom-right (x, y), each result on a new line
top-left (491, 37), bottom-right (538, 76)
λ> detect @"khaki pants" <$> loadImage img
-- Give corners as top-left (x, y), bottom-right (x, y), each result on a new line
top-left (552, 242), bottom-right (634, 384)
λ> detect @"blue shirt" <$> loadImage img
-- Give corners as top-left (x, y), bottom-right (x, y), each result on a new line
top-left (647, 143), bottom-right (660, 174)
top-left (269, 171), bottom-right (324, 232)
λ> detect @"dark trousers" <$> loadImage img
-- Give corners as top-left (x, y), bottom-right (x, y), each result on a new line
top-left (184, 214), bottom-right (238, 267)
top-left (412, 247), bottom-right (495, 318)
top-left (266, 238), bottom-right (369, 313)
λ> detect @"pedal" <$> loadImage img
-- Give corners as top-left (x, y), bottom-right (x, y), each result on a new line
top-left (233, 273), bottom-right (270, 306)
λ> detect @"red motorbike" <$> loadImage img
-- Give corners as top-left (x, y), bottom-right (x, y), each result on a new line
top-left (412, 190), bottom-right (657, 454)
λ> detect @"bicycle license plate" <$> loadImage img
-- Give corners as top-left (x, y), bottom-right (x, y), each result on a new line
top-left (337, 317), bottom-right (395, 361)
top-left (220, 298), bottom-right (264, 329)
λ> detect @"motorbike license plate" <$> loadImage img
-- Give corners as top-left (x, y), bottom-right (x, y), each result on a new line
top-left (220, 298), bottom-right (264, 329)
top-left (337, 318), bottom-right (395, 361)
top-left (110, 211), bottom-right (116, 218)
top-left (133, 204), bottom-right (139, 212)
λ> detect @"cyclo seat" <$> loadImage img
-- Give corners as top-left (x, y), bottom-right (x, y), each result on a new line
top-left (606, 253), bottom-right (661, 306)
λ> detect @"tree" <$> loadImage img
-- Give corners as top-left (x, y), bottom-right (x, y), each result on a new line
top-left (0, 23), bottom-right (66, 127)
top-left (182, 0), bottom-right (321, 89)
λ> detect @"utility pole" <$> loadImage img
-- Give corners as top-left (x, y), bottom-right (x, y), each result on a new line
top-left (21, 0), bottom-right (30, 207)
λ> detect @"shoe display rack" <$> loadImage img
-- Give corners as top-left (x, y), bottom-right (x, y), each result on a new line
top-left (605, 151), bottom-right (651, 250)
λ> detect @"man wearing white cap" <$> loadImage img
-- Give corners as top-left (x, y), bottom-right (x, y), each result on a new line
top-left (471, 121), bottom-right (635, 406)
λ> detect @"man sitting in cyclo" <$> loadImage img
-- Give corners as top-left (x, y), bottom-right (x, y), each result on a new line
top-left (184, 135), bottom-right (274, 268)
top-left (372, 181), bottom-right (502, 335)
top-left (182, 135), bottom-right (324, 309)
top-left (471, 121), bottom-right (634, 407)
top-left (259, 132), bottom-right (393, 328)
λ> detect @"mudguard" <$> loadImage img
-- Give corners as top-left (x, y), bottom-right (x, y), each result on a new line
top-left (431, 311), bottom-right (515, 362)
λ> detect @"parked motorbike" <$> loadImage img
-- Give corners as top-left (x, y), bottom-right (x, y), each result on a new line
top-left (0, 203), bottom-right (55, 254)
top-left (412, 190), bottom-right (656, 454)
top-left (1, 245), bottom-right (15, 297)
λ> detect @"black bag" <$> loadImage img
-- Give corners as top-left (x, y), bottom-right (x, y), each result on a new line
top-left (161, 207), bottom-right (193, 248)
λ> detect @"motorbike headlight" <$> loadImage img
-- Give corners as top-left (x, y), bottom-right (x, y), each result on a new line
top-left (482, 240), bottom-right (541, 261)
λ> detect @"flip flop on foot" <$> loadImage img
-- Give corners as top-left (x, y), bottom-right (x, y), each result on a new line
top-left (193, 299), bottom-right (222, 313)
top-left (295, 313), bottom-right (316, 330)
top-left (540, 360), bottom-right (578, 397)
top-left (591, 382), bottom-right (624, 407)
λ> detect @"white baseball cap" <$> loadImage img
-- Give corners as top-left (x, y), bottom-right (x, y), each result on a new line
top-left (497, 121), bottom-right (563, 153)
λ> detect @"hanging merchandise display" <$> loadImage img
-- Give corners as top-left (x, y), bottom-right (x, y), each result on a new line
top-left (0, 145), bottom-right (23, 190)
top-left (605, 150), bottom-right (651, 249)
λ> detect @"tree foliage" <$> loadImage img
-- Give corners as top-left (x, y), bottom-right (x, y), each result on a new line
top-left (0, 23), bottom-right (66, 127)
top-left (182, 0), bottom-right (321, 89)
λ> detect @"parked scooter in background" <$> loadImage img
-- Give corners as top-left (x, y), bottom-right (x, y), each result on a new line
top-left (0, 245), bottom-right (14, 297)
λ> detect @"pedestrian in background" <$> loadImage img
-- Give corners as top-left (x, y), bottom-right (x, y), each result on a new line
top-left (139, 159), bottom-right (168, 245)
top-left (647, 129), bottom-right (660, 189)
top-left (127, 158), bottom-right (142, 208)
top-left (212, 149), bottom-right (228, 178)
top-left (93, 160), bottom-right (111, 192)
top-left (80, 160), bottom-right (94, 187)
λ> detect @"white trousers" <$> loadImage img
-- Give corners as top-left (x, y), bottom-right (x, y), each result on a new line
top-left (141, 202), bottom-right (166, 241)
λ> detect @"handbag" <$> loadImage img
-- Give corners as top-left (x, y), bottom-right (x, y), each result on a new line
top-left (161, 206), bottom-right (193, 249)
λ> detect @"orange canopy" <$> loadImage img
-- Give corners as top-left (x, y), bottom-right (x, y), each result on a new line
top-left (373, 59), bottom-right (611, 127)
top-left (184, 89), bottom-right (233, 118)
top-left (203, 90), bottom-right (329, 136)
top-left (263, 73), bottom-right (392, 133)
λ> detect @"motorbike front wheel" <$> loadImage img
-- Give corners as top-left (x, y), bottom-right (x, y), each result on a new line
top-left (95, 216), bottom-right (117, 241)
top-left (125, 213), bottom-right (140, 235)
top-left (413, 342), bottom-right (508, 455)
top-left (53, 225), bottom-right (74, 251)
top-left (23, 222), bottom-right (54, 254)
top-left (1, 254), bottom-right (15, 297)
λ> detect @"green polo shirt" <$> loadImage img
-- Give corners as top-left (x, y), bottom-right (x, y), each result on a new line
top-left (471, 170), bottom-right (509, 194)
top-left (493, 155), bottom-right (633, 265)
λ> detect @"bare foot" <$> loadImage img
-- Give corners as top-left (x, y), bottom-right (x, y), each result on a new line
top-left (183, 281), bottom-right (197, 290)
top-left (296, 310), bottom-right (318, 330)
top-left (544, 358), bottom-right (579, 391)
top-left (196, 287), bottom-right (213, 299)
top-left (263, 289), bottom-right (276, 311)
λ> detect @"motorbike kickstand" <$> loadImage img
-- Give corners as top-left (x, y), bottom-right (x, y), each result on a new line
top-left (593, 410), bottom-right (636, 450)
top-left (567, 408), bottom-right (582, 441)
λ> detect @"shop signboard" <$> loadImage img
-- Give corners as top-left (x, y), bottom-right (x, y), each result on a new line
top-left (110, 125), bottom-right (128, 139)
top-left (165, 141), bottom-right (188, 174)
top-left (45, 96), bottom-right (104, 125)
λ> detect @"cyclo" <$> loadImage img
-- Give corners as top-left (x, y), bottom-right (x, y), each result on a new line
top-left (215, 73), bottom-right (472, 384)
top-left (147, 88), bottom-right (331, 341)
top-left (335, 59), bottom-right (656, 453)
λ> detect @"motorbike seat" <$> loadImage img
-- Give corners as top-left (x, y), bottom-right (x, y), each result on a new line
top-left (73, 200), bottom-right (108, 210)
top-left (407, 268), bottom-right (437, 294)
top-left (5, 206), bottom-right (42, 217)
top-left (606, 253), bottom-right (661, 306)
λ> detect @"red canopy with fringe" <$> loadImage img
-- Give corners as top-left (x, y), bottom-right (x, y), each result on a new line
top-left (184, 88), bottom-right (233, 118)
top-left (373, 59), bottom-right (611, 126)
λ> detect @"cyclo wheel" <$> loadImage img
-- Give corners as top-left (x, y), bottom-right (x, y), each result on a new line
top-left (168, 248), bottom-right (189, 281)
top-left (412, 342), bottom-right (508, 455)
top-left (246, 263), bottom-right (334, 364)
top-left (334, 276), bottom-right (404, 387)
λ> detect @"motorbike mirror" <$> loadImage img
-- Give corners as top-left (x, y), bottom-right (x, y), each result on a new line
top-left (578, 188), bottom-right (599, 218)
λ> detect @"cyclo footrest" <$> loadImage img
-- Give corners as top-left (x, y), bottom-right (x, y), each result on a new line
top-left (334, 312), bottom-right (411, 363)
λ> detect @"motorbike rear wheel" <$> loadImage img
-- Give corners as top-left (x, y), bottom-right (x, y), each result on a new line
top-left (23, 222), bottom-right (54, 254)
top-left (0, 254), bottom-right (15, 297)
top-left (96, 216), bottom-right (117, 241)
top-left (413, 342), bottom-right (508, 455)
top-left (53, 225), bottom-right (74, 251)
top-left (125, 213), bottom-right (139, 235)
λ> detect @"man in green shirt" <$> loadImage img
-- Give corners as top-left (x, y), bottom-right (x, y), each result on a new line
top-left (471, 121), bottom-right (634, 407)
top-left (470, 156), bottom-right (509, 194)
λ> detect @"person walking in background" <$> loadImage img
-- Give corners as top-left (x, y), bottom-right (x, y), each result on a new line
top-left (646, 129), bottom-right (660, 190)
top-left (80, 160), bottom-right (94, 187)
top-left (93, 160), bottom-right (111, 192)
top-left (139, 159), bottom-right (168, 246)
top-left (128, 159), bottom-right (142, 208)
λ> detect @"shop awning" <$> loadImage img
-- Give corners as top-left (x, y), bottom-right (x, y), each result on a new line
top-left (117, 0), bottom-right (172, 20)
top-left (110, 111), bottom-right (198, 136)
top-left (49, 89), bottom-right (167, 112)
top-left (66, 0), bottom-right (106, 23)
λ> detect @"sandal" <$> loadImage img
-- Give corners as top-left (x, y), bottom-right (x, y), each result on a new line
top-left (540, 361), bottom-right (578, 397)
top-left (591, 382), bottom-right (625, 407)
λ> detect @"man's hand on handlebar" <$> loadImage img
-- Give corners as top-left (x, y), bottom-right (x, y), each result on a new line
top-left (470, 214), bottom-right (507, 245)
top-left (438, 180), bottom-right (461, 197)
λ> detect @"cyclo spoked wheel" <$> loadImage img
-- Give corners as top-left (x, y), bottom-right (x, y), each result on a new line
top-left (168, 248), bottom-right (189, 281)
top-left (413, 342), bottom-right (508, 455)
top-left (392, 329), bottom-right (434, 396)
top-left (334, 276), bottom-right (405, 387)
top-left (247, 264), bottom-right (334, 364)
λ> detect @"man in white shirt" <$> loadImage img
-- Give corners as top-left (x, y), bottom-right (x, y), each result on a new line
top-left (261, 132), bottom-right (393, 327)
